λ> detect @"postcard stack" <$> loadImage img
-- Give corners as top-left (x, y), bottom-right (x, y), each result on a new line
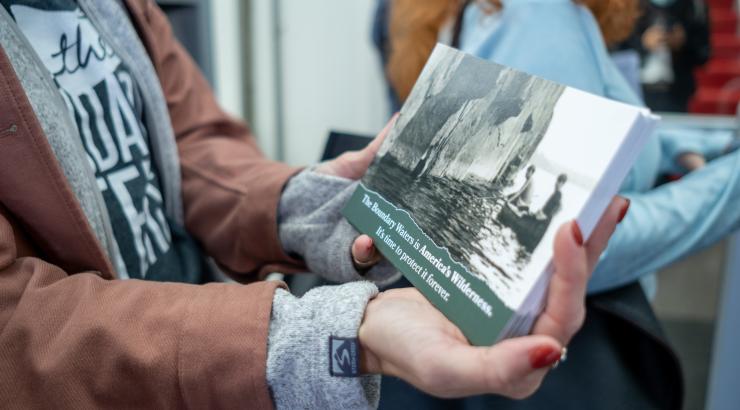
top-left (343, 44), bottom-right (657, 345)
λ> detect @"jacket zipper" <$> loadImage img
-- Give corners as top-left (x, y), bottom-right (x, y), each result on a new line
top-left (0, 124), bottom-right (17, 138)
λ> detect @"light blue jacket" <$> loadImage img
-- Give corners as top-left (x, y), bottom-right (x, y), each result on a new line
top-left (459, 0), bottom-right (740, 294)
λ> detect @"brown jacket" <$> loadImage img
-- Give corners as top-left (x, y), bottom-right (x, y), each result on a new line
top-left (0, 0), bottom-right (303, 408)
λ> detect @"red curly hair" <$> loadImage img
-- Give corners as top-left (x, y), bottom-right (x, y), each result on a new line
top-left (387, 0), bottom-right (641, 102)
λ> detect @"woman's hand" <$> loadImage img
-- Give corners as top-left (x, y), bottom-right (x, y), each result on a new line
top-left (642, 25), bottom-right (667, 51)
top-left (667, 24), bottom-right (686, 51)
top-left (357, 197), bottom-right (628, 399)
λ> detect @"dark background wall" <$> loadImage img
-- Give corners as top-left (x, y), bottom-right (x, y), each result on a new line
top-left (157, 0), bottom-right (213, 84)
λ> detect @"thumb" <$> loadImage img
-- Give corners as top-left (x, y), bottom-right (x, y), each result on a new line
top-left (342, 113), bottom-right (398, 178)
top-left (420, 335), bottom-right (562, 398)
top-left (363, 112), bottom-right (399, 157)
top-left (351, 235), bottom-right (382, 270)
top-left (315, 113), bottom-right (398, 179)
top-left (478, 335), bottom-right (562, 399)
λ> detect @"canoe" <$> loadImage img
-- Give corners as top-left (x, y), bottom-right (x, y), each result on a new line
top-left (497, 202), bottom-right (549, 252)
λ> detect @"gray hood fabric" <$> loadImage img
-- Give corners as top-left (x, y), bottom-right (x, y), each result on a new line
top-left (1, 3), bottom-right (391, 408)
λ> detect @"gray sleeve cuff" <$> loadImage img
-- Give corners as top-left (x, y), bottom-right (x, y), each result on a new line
top-left (278, 169), bottom-right (400, 285)
top-left (266, 282), bottom-right (381, 409)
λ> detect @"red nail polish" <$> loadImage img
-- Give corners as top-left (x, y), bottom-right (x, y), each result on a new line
top-left (571, 222), bottom-right (584, 246)
top-left (530, 346), bottom-right (561, 369)
top-left (618, 199), bottom-right (631, 223)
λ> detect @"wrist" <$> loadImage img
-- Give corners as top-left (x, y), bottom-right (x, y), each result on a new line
top-left (358, 296), bottom-right (383, 375)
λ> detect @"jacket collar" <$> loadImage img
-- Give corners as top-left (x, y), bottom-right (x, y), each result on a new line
top-left (0, 7), bottom-right (116, 277)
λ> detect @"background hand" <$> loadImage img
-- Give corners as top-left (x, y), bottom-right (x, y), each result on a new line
top-left (667, 24), bottom-right (686, 51)
top-left (677, 152), bottom-right (706, 172)
top-left (358, 197), bottom-right (628, 399)
top-left (642, 25), bottom-right (667, 51)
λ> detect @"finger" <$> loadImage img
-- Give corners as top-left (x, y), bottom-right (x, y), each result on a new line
top-left (414, 335), bottom-right (562, 399)
top-left (533, 197), bottom-right (626, 344)
top-left (364, 112), bottom-right (399, 157)
top-left (345, 113), bottom-right (399, 177)
top-left (531, 222), bottom-right (589, 345)
top-left (322, 114), bottom-right (399, 180)
top-left (479, 335), bottom-right (562, 399)
top-left (351, 235), bottom-right (382, 269)
top-left (584, 196), bottom-right (628, 271)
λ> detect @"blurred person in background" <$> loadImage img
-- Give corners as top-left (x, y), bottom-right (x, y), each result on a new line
top-left (373, 0), bottom-right (740, 408)
top-left (636, 0), bottom-right (711, 112)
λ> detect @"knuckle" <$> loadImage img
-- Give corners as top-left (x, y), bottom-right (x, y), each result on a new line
top-left (561, 311), bottom-right (586, 342)
top-left (417, 372), bottom-right (441, 394)
top-left (566, 307), bottom-right (587, 336)
top-left (417, 360), bottom-right (460, 398)
top-left (493, 369), bottom-right (518, 397)
top-left (508, 389), bottom-right (530, 400)
top-left (508, 379), bottom-right (542, 400)
top-left (346, 151), bottom-right (362, 164)
top-left (576, 307), bottom-right (587, 327)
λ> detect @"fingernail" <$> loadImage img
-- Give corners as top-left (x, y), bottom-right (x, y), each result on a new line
top-left (571, 222), bottom-right (584, 246)
top-left (530, 346), bottom-right (561, 369)
top-left (365, 240), bottom-right (374, 256)
top-left (618, 199), bottom-right (631, 223)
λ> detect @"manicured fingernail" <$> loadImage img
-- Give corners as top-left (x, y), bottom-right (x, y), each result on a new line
top-left (618, 199), bottom-right (631, 223)
top-left (571, 222), bottom-right (584, 246)
top-left (530, 346), bottom-right (561, 369)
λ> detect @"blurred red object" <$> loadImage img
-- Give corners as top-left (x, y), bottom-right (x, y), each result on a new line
top-left (689, 86), bottom-right (740, 114)
top-left (707, 0), bottom-right (735, 9)
top-left (711, 10), bottom-right (738, 34)
top-left (688, 0), bottom-right (739, 114)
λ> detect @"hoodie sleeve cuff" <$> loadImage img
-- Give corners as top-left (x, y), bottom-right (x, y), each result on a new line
top-left (266, 282), bottom-right (382, 409)
top-left (278, 169), bottom-right (400, 286)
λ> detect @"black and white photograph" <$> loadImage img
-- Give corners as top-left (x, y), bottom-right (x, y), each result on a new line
top-left (363, 45), bottom-right (613, 309)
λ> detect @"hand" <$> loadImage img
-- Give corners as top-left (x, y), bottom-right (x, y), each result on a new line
top-left (315, 115), bottom-right (398, 270)
top-left (667, 24), bottom-right (686, 51)
top-left (358, 197), bottom-right (629, 399)
top-left (677, 152), bottom-right (706, 172)
top-left (642, 25), bottom-right (667, 51)
top-left (314, 114), bottom-right (397, 180)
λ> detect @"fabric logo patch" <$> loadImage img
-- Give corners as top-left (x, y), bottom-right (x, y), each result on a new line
top-left (329, 336), bottom-right (360, 377)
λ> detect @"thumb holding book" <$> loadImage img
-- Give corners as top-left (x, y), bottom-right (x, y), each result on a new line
top-left (315, 114), bottom-right (398, 180)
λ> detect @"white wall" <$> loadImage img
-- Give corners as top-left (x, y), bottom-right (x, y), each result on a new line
top-left (250, 0), bottom-right (280, 159)
top-left (250, 0), bottom-right (389, 164)
top-left (210, 0), bottom-right (244, 118)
